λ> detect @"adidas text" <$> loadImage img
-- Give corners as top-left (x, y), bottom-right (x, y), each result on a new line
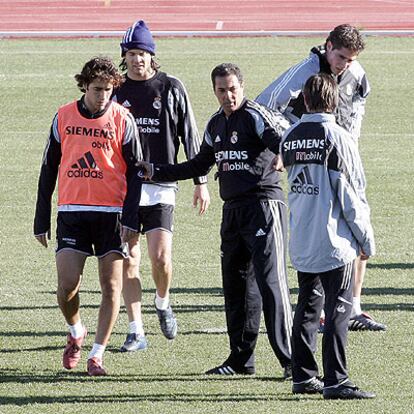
top-left (67, 169), bottom-right (103, 179)
top-left (291, 184), bottom-right (319, 195)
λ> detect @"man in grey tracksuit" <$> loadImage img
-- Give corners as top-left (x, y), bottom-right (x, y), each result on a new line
top-left (281, 73), bottom-right (376, 399)
top-left (257, 23), bottom-right (385, 331)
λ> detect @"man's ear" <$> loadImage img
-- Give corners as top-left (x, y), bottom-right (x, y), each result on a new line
top-left (326, 40), bottom-right (333, 52)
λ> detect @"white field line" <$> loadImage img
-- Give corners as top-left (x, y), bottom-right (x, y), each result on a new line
top-left (1, 29), bottom-right (414, 38)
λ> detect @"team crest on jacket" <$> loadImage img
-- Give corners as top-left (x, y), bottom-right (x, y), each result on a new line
top-left (230, 131), bottom-right (238, 144)
top-left (153, 97), bottom-right (162, 109)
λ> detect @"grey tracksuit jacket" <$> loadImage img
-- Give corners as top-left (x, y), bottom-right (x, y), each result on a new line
top-left (281, 113), bottom-right (375, 273)
top-left (256, 45), bottom-right (370, 141)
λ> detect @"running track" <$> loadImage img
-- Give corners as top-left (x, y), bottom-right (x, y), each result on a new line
top-left (1, 0), bottom-right (413, 36)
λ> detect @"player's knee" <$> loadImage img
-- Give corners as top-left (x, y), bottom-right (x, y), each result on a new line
top-left (57, 282), bottom-right (79, 300)
top-left (151, 254), bottom-right (171, 272)
top-left (101, 278), bottom-right (122, 299)
top-left (123, 257), bottom-right (139, 279)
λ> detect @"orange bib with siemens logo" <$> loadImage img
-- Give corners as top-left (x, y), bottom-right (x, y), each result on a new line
top-left (57, 101), bottom-right (129, 207)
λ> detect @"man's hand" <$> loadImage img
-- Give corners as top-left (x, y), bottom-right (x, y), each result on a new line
top-left (273, 154), bottom-right (285, 172)
top-left (35, 230), bottom-right (51, 248)
top-left (121, 226), bottom-right (138, 243)
top-left (359, 249), bottom-right (370, 261)
top-left (136, 161), bottom-right (154, 180)
top-left (193, 184), bottom-right (210, 215)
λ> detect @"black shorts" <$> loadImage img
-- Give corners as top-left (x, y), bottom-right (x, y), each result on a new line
top-left (56, 211), bottom-right (128, 258)
top-left (137, 203), bottom-right (174, 234)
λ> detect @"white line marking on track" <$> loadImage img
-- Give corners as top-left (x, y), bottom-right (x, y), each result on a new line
top-left (1, 29), bottom-right (414, 38)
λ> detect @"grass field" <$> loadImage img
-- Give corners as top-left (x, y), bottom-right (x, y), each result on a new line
top-left (0, 36), bottom-right (413, 414)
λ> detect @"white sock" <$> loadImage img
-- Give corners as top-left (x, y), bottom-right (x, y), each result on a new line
top-left (352, 297), bottom-right (362, 317)
top-left (129, 320), bottom-right (145, 336)
top-left (88, 343), bottom-right (105, 360)
top-left (68, 321), bottom-right (85, 339)
top-left (155, 291), bottom-right (169, 310)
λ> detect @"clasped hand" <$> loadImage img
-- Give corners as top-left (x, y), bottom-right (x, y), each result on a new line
top-left (136, 161), bottom-right (154, 180)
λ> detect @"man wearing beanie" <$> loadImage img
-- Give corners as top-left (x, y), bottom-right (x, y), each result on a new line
top-left (114, 20), bottom-right (210, 351)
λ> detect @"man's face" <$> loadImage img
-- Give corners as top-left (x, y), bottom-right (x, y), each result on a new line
top-left (124, 48), bottom-right (154, 80)
top-left (84, 79), bottom-right (113, 113)
top-left (326, 41), bottom-right (358, 76)
top-left (214, 74), bottom-right (244, 116)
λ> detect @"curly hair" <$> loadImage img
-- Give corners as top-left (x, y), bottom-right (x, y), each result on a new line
top-left (75, 57), bottom-right (123, 92)
top-left (326, 24), bottom-right (365, 54)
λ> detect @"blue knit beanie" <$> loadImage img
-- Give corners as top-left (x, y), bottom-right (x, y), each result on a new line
top-left (120, 20), bottom-right (156, 56)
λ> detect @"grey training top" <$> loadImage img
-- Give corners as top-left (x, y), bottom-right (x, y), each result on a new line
top-left (281, 113), bottom-right (375, 273)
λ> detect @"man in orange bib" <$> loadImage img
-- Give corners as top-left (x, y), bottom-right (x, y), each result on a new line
top-left (34, 57), bottom-right (143, 376)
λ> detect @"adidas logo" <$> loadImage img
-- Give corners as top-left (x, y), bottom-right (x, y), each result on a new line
top-left (71, 151), bottom-right (96, 169)
top-left (67, 151), bottom-right (103, 179)
top-left (102, 122), bottom-right (113, 131)
top-left (291, 166), bottom-right (319, 195)
top-left (122, 100), bottom-right (131, 108)
top-left (255, 228), bottom-right (266, 237)
top-left (215, 135), bottom-right (221, 143)
top-left (336, 304), bottom-right (346, 313)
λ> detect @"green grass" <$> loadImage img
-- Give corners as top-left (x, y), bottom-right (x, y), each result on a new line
top-left (0, 36), bottom-right (413, 414)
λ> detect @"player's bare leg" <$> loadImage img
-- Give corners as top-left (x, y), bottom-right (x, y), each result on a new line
top-left (87, 252), bottom-right (124, 375)
top-left (120, 235), bottom-right (147, 351)
top-left (56, 250), bottom-right (87, 369)
top-left (147, 229), bottom-right (177, 339)
top-left (56, 250), bottom-right (86, 325)
top-left (94, 252), bottom-right (124, 346)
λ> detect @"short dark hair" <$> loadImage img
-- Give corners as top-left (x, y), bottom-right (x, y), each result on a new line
top-left (211, 63), bottom-right (243, 88)
top-left (303, 73), bottom-right (338, 113)
top-left (326, 24), bottom-right (365, 54)
top-left (75, 57), bottom-right (123, 92)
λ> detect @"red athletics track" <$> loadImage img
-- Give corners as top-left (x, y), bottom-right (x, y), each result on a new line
top-left (0, 0), bottom-right (413, 34)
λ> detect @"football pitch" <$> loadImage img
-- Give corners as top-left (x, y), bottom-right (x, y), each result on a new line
top-left (0, 36), bottom-right (413, 414)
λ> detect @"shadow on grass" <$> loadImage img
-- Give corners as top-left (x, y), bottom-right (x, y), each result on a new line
top-left (0, 304), bottom-right (97, 311)
top-left (0, 345), bottom-right (62, 353)
top-left (290, 302), bottom-right (414, 312)
top-left (0, 392), bottom-right (305, 405)
top-left (0, 304), bottom-right (225, 313)
top-left (355, 302), bottom-right (414, 311)
top-left (359, 287), bottom-right (414, 296)
top-left (0, 369), bottom-right (288, 385)
top-left (367, 262), bottom-right (414, 270)
top-left (0, 369), bottom-right (304, 405)
top-left (39, 284), bottom-right (414, 298)
top-left (40, 287), bottom-right (225, 296)
top-left (4, 286), bottom-right (412, 314)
